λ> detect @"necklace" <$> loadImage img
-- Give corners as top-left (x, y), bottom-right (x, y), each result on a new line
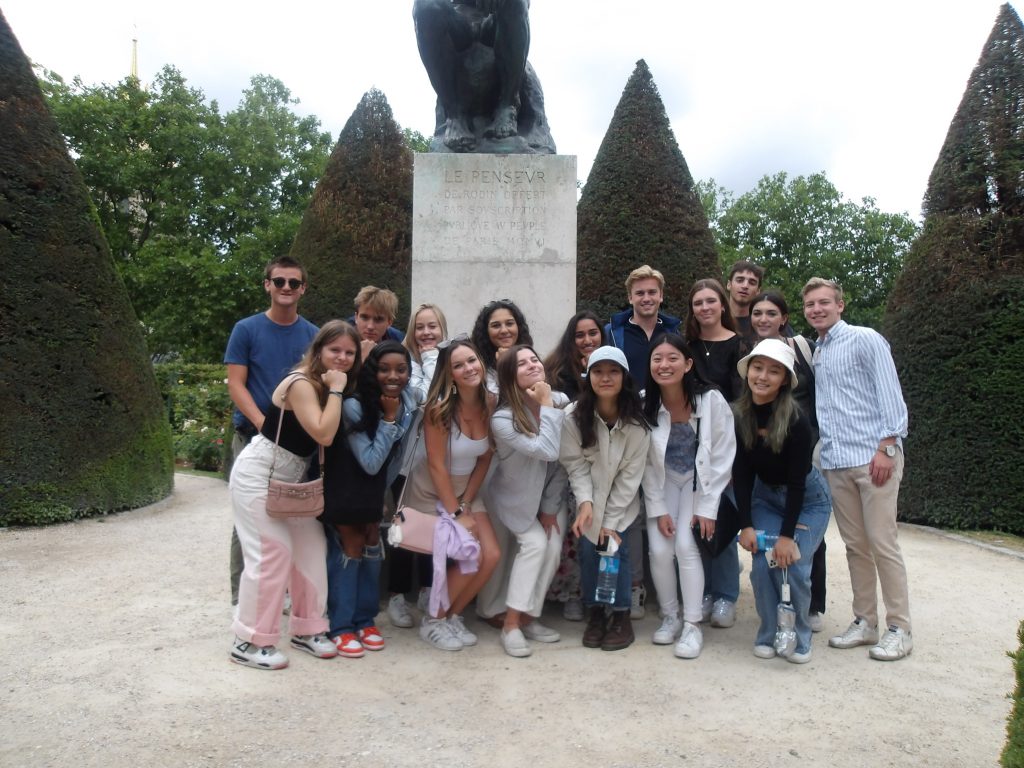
top-left (701, 339), bottom-right (713, 357)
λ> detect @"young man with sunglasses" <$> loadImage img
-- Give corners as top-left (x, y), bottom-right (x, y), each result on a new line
top-left (223, 255), bottom-right (320, 605)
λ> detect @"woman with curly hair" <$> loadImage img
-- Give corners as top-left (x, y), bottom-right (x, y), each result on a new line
top-left (470, 299), bottom-right (534, 394)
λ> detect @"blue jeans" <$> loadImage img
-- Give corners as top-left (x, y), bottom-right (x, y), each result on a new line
top-left (325, 526), bottom-right (382, 637)
top-left (578, 530), bottom-right (631, 612)
top-left (703, 485), bottom-right (740, 603)
top-left (749, 469), bottom-right (832, 655)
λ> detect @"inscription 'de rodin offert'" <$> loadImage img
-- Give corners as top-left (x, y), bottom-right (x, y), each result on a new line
top-left (428, 166), bottom-right (550, 261)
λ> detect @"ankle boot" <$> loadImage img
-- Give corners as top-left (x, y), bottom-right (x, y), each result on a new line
top-left (601, 610), bottom-right (635, 651)
top-left (582, 606), bottom-right (607, 648)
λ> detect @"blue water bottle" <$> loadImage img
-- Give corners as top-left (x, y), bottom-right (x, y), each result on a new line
top-left (595, 537), bottom-right (620, 605)
top-left (735, 530), bottom-right (779, 549)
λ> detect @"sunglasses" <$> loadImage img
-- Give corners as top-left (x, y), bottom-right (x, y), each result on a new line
top-left (269, 277), bottom-right (304, 290)
top-left (437, 332), bottom-right (470, 350)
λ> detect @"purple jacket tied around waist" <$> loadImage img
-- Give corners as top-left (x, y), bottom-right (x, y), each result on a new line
top-left (429, 504), bottom-right (481, 616)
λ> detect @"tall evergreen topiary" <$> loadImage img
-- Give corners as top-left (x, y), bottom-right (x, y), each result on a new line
top-left (0, 12), bottom-right (173, 525)
top-left (290, 89), bottom-right (413, 327)
top-left (577, 60), bottom-right (719, 322)
top-left (885, 4), bottom-right (1024, 533)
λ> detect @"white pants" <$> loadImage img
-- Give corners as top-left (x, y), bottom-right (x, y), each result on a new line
top-left (646, 468), bottom-right (705, 624)
top-left (505, 509), bottom-right (568, 616)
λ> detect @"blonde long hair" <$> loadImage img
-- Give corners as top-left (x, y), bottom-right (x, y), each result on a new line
top-left (424, 339), bottom-right (490, 430)
top-left (403, 303), bottom-right (449, 365)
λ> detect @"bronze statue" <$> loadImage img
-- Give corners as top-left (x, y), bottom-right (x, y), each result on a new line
top-left (412, 0), bottom-right (556, 154)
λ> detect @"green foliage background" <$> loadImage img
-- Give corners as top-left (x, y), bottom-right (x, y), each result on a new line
top-left (153, 364), bottom-right (232, 473)
top-left (1005, 621), bottom-right (1024, 767)
top-left (290, 89), bottom-right (414, 328)
top-left (885, 4), bottom-right (1024, 534)
top-left (0, 13), bottom-right (172, 526)
top-left (577, 60), bottom-right (719, 322)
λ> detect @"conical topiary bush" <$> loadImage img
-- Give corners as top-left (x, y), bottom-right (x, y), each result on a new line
top-left (0, 11), bottom-right (173, 525)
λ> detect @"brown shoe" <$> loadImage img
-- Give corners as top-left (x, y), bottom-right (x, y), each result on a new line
top-left (601, 610), bottom-right (635, 651)
top-left (582, 606), bottom-right (607, 648)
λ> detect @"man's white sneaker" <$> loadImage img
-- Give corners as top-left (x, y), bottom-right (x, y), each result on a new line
top-left (521, 620), bottom-right (561, 643)
top-left (420, 616), bottom-right (462, 651)
top-left (710, 599), bottom-right (736, 628)
top-left (501, 627), bottom-right (532, 658)
top-left (563, 598), bottom-right (585, 622)
top-left (630, 584), bottom-right (646, 620)
top-left (387, 594), bottom-right (414, 628)
top-left (869, 625), bottom-right (913, 661)
top-left (753, 644), bottom-right (776, 659)
top-left (290, 633), bottom-right (338, 659)
top-left (673, 622), bottom-right (703, 659)
top-left (416, 589), bottom-right (430, 613)
top-left (828, 618), bottom-right (878, 649)
top-left (808, 612), bottom-right (824, 633)
top-left (652, 614), bottom-right (683, 645)
top-left (230, 637), bottom-right (288, 670)
top-left (787, 648), bottom-right (813, 664)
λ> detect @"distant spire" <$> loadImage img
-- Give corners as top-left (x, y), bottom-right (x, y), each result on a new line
top-left (130, 25), bottom-right (138, 81)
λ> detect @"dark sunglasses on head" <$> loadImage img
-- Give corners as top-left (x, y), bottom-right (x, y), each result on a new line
top-left (270, 277), bottom-right (304, 290)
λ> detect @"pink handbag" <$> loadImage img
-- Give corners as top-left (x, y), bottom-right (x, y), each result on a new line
top-left (386, 423), bottom-right (437, 552)
top-left (265, 375), bottom-right (325, 520)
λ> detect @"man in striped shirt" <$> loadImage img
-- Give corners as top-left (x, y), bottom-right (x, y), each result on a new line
top-left (802, 277), bottom-right (912, 662)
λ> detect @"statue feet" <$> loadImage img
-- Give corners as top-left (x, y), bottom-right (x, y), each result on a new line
top-left (484, 104), bottom-right (519, 140)
top-left (443, 116), bottom-right (476, 151)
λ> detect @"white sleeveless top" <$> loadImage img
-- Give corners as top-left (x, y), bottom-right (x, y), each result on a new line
top-left (448, 424), bottom-right (489, 475)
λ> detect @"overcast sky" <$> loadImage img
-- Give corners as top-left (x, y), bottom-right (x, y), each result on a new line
top-left (3, 1), bottom-right (1007, 220)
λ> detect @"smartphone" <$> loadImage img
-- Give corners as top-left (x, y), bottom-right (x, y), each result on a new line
top-left (596, 535), bottom-right (610, 554)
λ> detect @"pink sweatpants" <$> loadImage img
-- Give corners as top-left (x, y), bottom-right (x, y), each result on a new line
top-left (230, 435), bottom-right (328, 646)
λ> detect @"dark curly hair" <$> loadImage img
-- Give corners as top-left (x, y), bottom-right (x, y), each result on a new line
top-left (470, 299), bottom-right (534, 371)
top-left (543, 310), bottom-right (606, 400)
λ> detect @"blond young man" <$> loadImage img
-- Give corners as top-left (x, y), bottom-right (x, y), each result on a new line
top-left (350, 286), bottom-right (404, 359)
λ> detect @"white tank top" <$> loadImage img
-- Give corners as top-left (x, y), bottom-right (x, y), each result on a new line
top-left (448, 424), bottom-right (489, 475)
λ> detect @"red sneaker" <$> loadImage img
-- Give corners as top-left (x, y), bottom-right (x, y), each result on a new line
top-left (333, 632), bottom-right (365, 658)
top-left (358, 626), bottom-right (385, 651)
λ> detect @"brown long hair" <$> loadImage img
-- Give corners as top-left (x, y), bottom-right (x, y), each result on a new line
top-left (293, 320), bottom-right (361, 403)
top-left (424, 339), bottom-right (491, 430)
top-left (684, 278), bottom-right (738, 342)
top-left (496, 345), bottom-right (544, 436)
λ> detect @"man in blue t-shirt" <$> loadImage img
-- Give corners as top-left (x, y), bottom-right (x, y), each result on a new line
top-left (223, 255), bottom-right (319, 605)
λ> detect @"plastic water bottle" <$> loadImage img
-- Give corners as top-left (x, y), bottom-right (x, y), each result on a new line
top-left (736, 530), bottom-right (779, 550)
top-left (595, 551), bottom-right (620, 605)
top-left (774, 579), bottom-right (797, 657)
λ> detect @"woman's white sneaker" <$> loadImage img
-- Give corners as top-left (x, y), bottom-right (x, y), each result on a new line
top-left (420, 616), bottom-right (462, 651)
top-left (652, 614), bottom-right (683, 645)
top-left (230, 637), bottom-right (288, 670)
top-left (673, 622), bottom-right (703, 659)
top-left (387, 594), bottom-right (414, 628)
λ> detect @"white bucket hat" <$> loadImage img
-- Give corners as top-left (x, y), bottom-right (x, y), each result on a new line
top-left (737, 338), bottom-right (798, 388)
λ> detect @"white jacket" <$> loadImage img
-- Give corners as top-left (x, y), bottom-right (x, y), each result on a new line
top-left (488, 392), bottom-right (570, 534)
top-left (642, 390), bottom-right (736, 521)
top-left (559, 402), bottom-right (651, 544)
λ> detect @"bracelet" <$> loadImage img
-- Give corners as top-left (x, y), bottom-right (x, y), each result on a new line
top-left (381, 418), bottom-right (396, 425)
top-left (329, 390), bottom-right (344, 397)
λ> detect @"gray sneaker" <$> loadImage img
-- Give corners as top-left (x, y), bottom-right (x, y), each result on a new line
top-left (387, 594), bottom-right (414, 628)
top-left (869, 625), bottom-right (913, 661)
top-left (829, 618), bottom-right (879, 649)
top-left (630, 584), bottom-right (646, 620)
top-left (522, 620), bottom-right (561, 643)
top-left (447, 614), bottom-right (478, 646)
top-left (562, 598), bottom-right (585, 622)
top-left (808, 612), bottom-right (825, 633)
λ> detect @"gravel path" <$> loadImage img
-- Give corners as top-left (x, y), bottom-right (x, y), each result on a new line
top-left (1, 473), bottom-right (1020, 767)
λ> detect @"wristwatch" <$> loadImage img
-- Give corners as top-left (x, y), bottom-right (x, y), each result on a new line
top-left (878, 444), bottom-right (896, 457)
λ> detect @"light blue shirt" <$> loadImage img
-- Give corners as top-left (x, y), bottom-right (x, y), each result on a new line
top-left (813, 320), bottom-right (908, 470)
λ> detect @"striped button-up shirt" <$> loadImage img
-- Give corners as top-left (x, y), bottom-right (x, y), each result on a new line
top-left (813, 320), bottom-right (908, 470)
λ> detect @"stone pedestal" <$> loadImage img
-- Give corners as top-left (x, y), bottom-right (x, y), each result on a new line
top-left (412, 153), bottom-right (576, 356)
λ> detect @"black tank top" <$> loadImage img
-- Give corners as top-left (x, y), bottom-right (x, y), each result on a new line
top-left (260, 401), bottom-right (318, 458)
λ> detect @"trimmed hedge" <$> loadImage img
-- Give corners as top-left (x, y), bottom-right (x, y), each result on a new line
top-left (1006, 619), bottom-right (1024, 767)
top-left (0, 12), bottom-right (173, 526)
top-left (577, 59), bottom-right (720, 322)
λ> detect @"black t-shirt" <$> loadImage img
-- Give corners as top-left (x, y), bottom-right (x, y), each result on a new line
top-left (690, 335), bottom-right (746, 402)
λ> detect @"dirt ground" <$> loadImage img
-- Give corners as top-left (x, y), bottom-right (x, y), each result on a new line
top-left (1, 473), bottom-right (1021, 768)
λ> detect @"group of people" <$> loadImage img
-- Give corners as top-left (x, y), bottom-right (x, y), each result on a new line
top-left (224, 256), bottom-right (913, 670)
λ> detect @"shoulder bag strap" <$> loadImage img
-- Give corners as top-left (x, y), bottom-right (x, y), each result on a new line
top-left (269, 373), bottom-right (324, 481)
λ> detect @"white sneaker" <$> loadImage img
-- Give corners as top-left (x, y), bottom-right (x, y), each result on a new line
top-left (869, 625), bottom-right (913, 661)
top-left (652, 614), bottom-right (683, 645)
top-left (416, 589), bottom-right (430, 613)
top-left (230, 637), bottom-right (288, 670)
top-left (387, 594), bottom-right (414, 628)
top-left (289, 633), bottom-right (338, 659)
top-left (829, 618), bottom-right (879, 649)
top-left (501, 627), bottom-right (532, 658)
top-left (630, 584), bottom-right (646, 620)
top-left (447, 614), bottom-right (478, 646)
top-left (700, 595), bottom-right (713, 623)
top-left (710, 599), bottom-right (736, 628)
top-left (808, 612), bottom-right (824, 633)
top-left (521, 620), bottom-right (561, 643)
top-left (673, 622), bottom-right (703, 659)
top-left (753, 644), bottom-right (776, 659)
top-left (787, 648), bottom-right (813, 664)
top-left (563, 598), bottom-right (585, 622)
top-left (420, 616), bottom-right (462, 651)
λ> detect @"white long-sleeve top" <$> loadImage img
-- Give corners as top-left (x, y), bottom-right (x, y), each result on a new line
top-left (642, 390), bottom-right (736, 521)
top-left (559, 402), bottom-right (650, 545)
top-left (488, 392), bottom-right (569, 534)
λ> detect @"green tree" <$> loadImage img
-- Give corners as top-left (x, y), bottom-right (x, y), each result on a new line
top-left (0, 12), bottom-right (173, 525)
top-left (290, 89), bottom-right (414, 327)
top-left (697, 172), bottom-right (918, 332)
top-left (577, 60), bottom-right (719, 321)
top-left (885, 3), bottom-right (1024, 533)
top-left (39, 66), bottom-right (331, 360)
